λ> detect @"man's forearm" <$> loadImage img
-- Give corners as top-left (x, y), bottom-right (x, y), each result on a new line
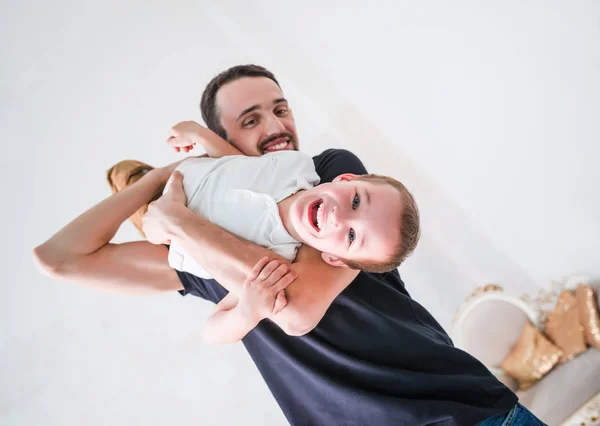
top-left (166, 203), bottom-right (359, 336)
top-left (34, 169), bottom-right (166, 267)
top-left (167, 206), bottom-right (287, 294)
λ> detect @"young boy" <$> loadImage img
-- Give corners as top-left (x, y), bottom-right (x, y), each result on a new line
top-left (112, 121), bottom-right (420, 344)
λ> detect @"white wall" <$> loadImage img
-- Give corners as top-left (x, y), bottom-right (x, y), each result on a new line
top-left (1, 1), bottom-right (599, 425)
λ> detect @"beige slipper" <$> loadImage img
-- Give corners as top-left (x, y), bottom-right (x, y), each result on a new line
top-left (106, 160), bottom-right (156, 237)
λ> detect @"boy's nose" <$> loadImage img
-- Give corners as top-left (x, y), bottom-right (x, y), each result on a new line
top-left (329, 206), bottom-right (343, 229)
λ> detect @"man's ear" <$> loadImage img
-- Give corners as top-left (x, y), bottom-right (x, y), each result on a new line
top-left (332, 173), bottom-right (357, 183)
top-left (321, 252), bottom-right (348, 268)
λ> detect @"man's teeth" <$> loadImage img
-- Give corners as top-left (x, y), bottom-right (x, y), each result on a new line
top-left (316, 202), bottom-right (323, 230)
top-left (267, 141), bottom-right (288, 150)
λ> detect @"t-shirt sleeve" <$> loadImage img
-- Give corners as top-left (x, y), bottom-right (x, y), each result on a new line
top-left (312, 149), bottom-right (369, 184)
top-left (271, 151), bottom-right (321, 201)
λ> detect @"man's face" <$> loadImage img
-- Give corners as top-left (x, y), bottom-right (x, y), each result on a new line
top-left (215, 77), bottom-right (299, 156)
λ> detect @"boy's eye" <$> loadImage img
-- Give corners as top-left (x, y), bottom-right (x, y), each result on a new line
top-left (352, 193), bottom-right (360, 210)
top-left (349, 228), bottom-right (355, 244)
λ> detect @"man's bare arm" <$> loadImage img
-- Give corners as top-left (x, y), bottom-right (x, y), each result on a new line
top-left (276, 243), bottom-right (360, 334)
top-left (33, 166), bottom-right (183, 294)
top-left (162, 202), bottom-right (359, 335)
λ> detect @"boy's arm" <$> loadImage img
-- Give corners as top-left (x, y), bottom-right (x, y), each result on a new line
top-left (167, 121), bottom-right (243, 158)
top-left (203, 293), bottom-right (249, 345)
top-left (203, 258), bottom-right (293, 345)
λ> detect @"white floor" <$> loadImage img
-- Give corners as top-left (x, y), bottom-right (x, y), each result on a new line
top-left (2, 1), bottom-right (599, 425)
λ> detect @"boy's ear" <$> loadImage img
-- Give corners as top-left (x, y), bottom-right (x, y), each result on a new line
top-left (321, 252), bottom-right (348, 268)
top-left (332, 173), bottom-right (357, 183)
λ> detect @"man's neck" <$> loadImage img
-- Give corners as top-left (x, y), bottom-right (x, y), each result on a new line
top-left (277, 191), bottom-right (304, 243)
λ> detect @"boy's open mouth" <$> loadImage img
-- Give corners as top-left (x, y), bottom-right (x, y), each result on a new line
top-left (309, 200), bottom-right (323, 232)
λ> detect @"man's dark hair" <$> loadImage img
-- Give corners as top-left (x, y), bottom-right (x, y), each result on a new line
top-left (200, 65), bottom-right (280, 140)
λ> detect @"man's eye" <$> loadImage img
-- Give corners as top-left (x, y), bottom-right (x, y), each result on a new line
top-left (349, 229), bottom-right (355, 244)
top-left (276, 108), bottom-right (288, 116)
top-left (352, 194), bottom-right (360, 210)
top-left (243, 119), bottom-right (257, 127)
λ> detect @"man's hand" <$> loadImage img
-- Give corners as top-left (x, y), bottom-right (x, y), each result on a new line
top-left (142, 171), bottom-right (188, 245)
top-left (167, 121), bottom-right (205, 153)
top-left (238, 257), bottom-right (297, 324)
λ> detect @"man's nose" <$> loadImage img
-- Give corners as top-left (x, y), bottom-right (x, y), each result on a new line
top-left (264, 114), bottom-right (285, 134)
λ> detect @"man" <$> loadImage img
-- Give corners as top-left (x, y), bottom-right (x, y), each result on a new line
top-left (35, 65), bottom-right (540, 425)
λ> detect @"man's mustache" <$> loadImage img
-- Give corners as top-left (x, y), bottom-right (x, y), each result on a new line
top-left (259, 133), bottom-right (296, 152)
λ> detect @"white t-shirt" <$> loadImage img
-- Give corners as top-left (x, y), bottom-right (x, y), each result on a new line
top-left (167, 151), bottom-right (321, 278)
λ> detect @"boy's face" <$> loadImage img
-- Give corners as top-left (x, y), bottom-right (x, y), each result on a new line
top-left (216, 77), bottom-right (299, 156)
top-left (288, 175), bottom-right (403, 267)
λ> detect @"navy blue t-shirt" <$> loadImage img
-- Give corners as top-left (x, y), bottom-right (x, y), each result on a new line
top-left (176, 149), bottom-right (517, 426)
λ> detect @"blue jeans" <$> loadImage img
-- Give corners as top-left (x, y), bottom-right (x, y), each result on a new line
top-left (476, 403), bottom-right (548, 426)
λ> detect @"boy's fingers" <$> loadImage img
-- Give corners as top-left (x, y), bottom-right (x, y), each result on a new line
top-left (247, 257), bottom-right (270, 283)
top-left (271, 272), bottom-right (297, 294)
top-left (257, 260), bottom-right (282, 282)
top-left (263, 264), bottom-right (290, 287)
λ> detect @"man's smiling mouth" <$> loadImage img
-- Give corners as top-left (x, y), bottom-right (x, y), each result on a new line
top-left (260, 134), bottom-right (294, 153)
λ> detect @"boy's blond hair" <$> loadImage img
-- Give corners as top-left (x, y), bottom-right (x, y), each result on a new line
top-left (342, 174), bottom-right (420, 273)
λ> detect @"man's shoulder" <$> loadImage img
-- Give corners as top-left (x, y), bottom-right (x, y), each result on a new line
top-left (312, 148), bottom-right (361, 163)
top-left (311, 149), bottom-right (368, 183)
top-left (351, 268), bottom-right (410, 297)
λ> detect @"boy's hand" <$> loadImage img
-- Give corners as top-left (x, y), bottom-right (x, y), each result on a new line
top-left (167, 121), bottom-right (205, 153)
top-left (238, 257), bottom-right (297, 324)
